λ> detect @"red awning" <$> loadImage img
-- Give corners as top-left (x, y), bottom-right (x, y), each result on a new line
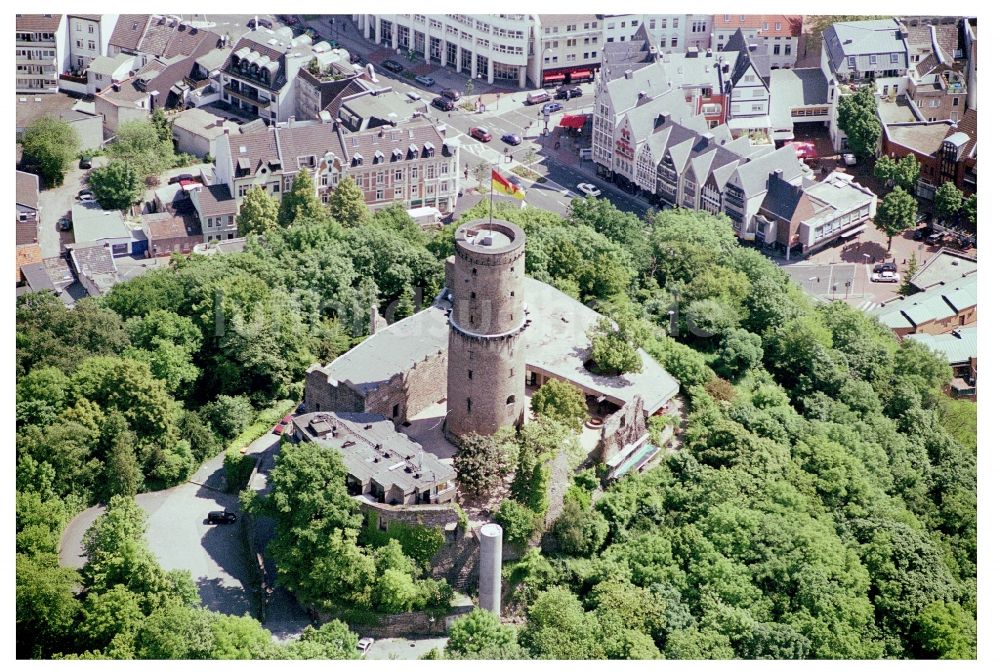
top-left (559, 115), bottom-right (587, 129)
top-left (570, 70), bottom-right (592, 80)
top-left (543, 73), bottom-right (564, 82)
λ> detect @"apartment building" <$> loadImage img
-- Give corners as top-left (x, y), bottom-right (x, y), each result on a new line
top-left (882, 110), bottom-right (976, 198)
top-left (712, 14), bottom-right (801, 69)
top-left (722, 30), bottom-right (773, 141)
top-left (16, 14), bottom-right (68, 93)
top-left (901, 24), bottom-right (968, 123)
top-left (355, 14), bottom-right (535, 87)
top-left (212, 117), bottom-right (460, 228)
top-left (67, 14), bottom-right (117, 72)
top-left (534, 15), bottom-right (603, 86)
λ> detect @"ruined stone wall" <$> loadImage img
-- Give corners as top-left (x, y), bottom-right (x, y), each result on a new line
top-left (303, 366), bottom-right (365, 414)
top-left (596, 395), bottom-right (647, 463)
top-left (360, 499), bottom-right (460, 539)
top-left (364, 348), bottom-right (448, 424)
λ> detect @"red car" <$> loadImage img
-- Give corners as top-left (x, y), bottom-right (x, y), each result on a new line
top-left (470, 126), bottom-right (492, 142)
top-left (272, 414), bottom-right (293, 435)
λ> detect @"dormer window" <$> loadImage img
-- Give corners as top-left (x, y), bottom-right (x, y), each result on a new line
top-left (407, 143), bottom-right (418, 159)
top-left (423, 142), bottom-right (434, 158)
top-left (373, 150), bottom-right (384, 164)
top-left (391, 148), bottom-right (403, 161)
top-left (352, 152), bottom-right (364, 167)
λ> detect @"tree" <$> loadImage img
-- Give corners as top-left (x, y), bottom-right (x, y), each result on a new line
top-left (933, 182), bottom-right (964, 223)
top-left (471, 160), bottom-right (490, 192)
top-left (199, 395), bottom-right (255, 441)
top-left (874, 154), bottom-right (920, 192)
top-left (133, 603), bottom-right (216, 659)
top-left (209, 614), bottom-right (278, 659)
top-left (902, 251), bottom-right (920, 289)
top-left (716, 328), bottom-right (763, 379)
top-left (453, 431), bottom-right (514, 500)
top-left (107, 119), bottom-right (175, 178)
top-left (284, 620), bottom-right (361, 659)
top-left (445, 609), bottom-right (525, 659)
top-left (236, 186), bottom-right (280, 236)
top-left (837, 86), bottom-right (881, 161)
top-left (588, 318), bottom-right (642, 376)
top-left (494, 500), bottom-right (538, 546)
top-left (327, 176), bottom-right (370, 226)
top-left (103, 433), bottom-right (142, 501)
top-left (16, 554), bottom-right (81, 658)
top-left (278, 169), bottom-right (326, 226)
top-left (88, 159), bottom-right (143, 210)
top-left (961, 193), bottom-right (976, 230)
top-left (530, 379), bottom-right (587, 429)
top-left (552, 496), bottom-right (609, 557)
top-left (20, 117), bottom-right (80, 187)
top-left (79, 585), bottom-right (146, 652)
top-left (150, 107), bottom-right (172, 144)
top-left (913, 601), bottom-right (976, 659)
top-left (520, 586), bottom-right (603, 659)
top-left (874, 187), bottom-right (918, 253)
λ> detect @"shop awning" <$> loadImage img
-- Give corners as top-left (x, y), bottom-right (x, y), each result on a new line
top-left (559, 114), bottom-right (587, 129)
top-left (839, 224), bottom-right (867, 238)
top-left (570, 70), bottom-right (592, 80)
top-left (543, 73), bottom-right (564, 82)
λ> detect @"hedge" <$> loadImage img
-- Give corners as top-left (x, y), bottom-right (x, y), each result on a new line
top-left (222, 399), bottom-right (296, 492)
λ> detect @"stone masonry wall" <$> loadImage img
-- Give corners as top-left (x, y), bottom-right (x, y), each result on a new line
top-left (359, 498), bottom-right (460, 539)
top-left (596, 395), bottom-right (647, 463)
top-left (365, 348), bottom-right (448, 424)
top-left (303, 366), bottom-right (365, 414)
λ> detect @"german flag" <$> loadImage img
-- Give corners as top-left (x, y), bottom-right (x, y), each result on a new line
top-left (492, 168), bottom-right (525, 200)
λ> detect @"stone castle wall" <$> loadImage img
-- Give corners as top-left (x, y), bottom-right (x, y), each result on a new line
top-left (597, 395), bottom-right (647, 463)
top-left (365, 348), bottom-right (448, 423)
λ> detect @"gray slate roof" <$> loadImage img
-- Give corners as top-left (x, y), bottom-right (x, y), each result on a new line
top-left (823, 19), bottom-right (907, 75)
top-left (770, 68), bottom-right (829, 129)
top-left (730, 144), bottom-right (803, 196)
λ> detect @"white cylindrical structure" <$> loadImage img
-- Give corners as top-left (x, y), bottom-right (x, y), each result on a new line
top-left (478, 523), bottom-right (503, 614)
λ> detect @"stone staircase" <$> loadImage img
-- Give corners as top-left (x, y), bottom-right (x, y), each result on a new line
top-left (430, 532), bottom-right (480, 593)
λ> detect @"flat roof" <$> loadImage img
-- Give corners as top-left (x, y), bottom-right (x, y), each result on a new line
top-left (71, 203), bottom-right (129, 243)
top-left (313, 277), bottom-right (679, 414)
top-left (884, 122), bottom-right (952, 157)
top-left (878, 97), bottom-right (918, 124)
top-left (292, 412), bottom-right (456, 494)
top-left (770, 68), bottom-right (830, 127)
top-left (909, 249), bottom-right (977, 291)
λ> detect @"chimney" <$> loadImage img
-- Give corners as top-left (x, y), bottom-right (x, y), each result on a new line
top-left (624, 69), bottom-right (633, 79)
top-left (215, 118), bottom-right (224, 127)
top-left (698, 131), bottom-right (713, 149)
top-left (769, 169), bottom-right (784, 188)
top-left (370, 304), bottom-right (381, 335)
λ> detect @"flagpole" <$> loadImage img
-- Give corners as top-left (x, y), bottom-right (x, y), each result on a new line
top-left (488, 159), bottom-right (496, 225)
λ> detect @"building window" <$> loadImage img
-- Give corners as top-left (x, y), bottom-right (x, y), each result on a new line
top-left (467, 398), bottom-right (472, 412)
top-left (869, 55), bottom-right (877, 65)
top-left (671, 36), bottom-right (678, 48)
top-left (774, 44), bottom-right (781, 55)
top-left (392, 404), bottom-right (399, 418)
top-left (468, 370), bottom-right (473, 379)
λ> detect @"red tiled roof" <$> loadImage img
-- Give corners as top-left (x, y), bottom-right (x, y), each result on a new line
top-left (16, 14), bottom-right (63, 33)
top-left (946, 109), bottom-right (977, 161)
top-left (109, 14), bottom-right (150, 52)
top-left (137, 18), bottom-right (221, 59)
top-left (16, 170), bottom-right (39, 210)
top-left (143, 212), bottom-right (200, 240)
top-left (712, 14), bottom-right (801, 38)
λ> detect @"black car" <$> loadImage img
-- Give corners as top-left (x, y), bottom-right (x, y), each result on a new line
top-left (207, 510), bottom-right (238, 525)
top-left (873, 261), bottom-right (898, 274)
top-left (439, 88), bottom-right (462, 101)
top-left (913, 225), bottom-right (934, 240)
top-left (382, 59), bottom-right (405, 73)
top-left (79, 155), bottom-right (92, 169)
top-left (57, 216), bottom-right (72, 232)
top-left (555, 86), bottom-right (583, 100)
top-left (431, 96), bottom-right (455, 111)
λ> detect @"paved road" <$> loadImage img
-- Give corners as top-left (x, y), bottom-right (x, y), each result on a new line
top-left (60, 449), bottom-right (253, 617)
top-left (36, 163), bottom-right (91, 258)
top-left (367, 637), bottom-right (448, 660)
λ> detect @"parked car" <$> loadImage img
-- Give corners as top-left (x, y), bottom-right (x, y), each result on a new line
top-left (168, 173), bottom-right (195, 185)
top-left (415, 74), bottom-right (436, 87)
top-left (913, 225), bottom-right (934, 240)
top-left (541, 102), bottom-right (563, 114)
top-left (871, 270), bottom-right (900, 283)
top-left (79, 155), bottom-right (92, 169)
top-left (439, 88), bottom-right (462, 101)
top-left (381, 59), bottom-right (404, 73)
top-left (247, 18), bottom-right (273, 29)
top-left (555, 85), bottom-right (584, 100)
top-left (577, 183), bottom-right (601, 197)
top-left (431, 96), bottom-right (454, 111)
top-left (873, 261), bottom-right (897, 274)
top-left (357, 637), bottom-right (375, 656)
top-left (77, 188), bottom-right (94, 199)
top-left (405, 91), bottom-right (423, 101)
top-left (470, 126), bottom-right (492, 142)
top-left (79, 193), bottom-right (96, 203)
top-left (272, 414), bottom-right (293, 435)
top-left (501, 133), bottom-right (522, 146)
top-left (207, 510), bottom-right (238, 524)
top-left (57, 216), bottom-right (72, 232)
top-left (842, 153), bottom-right (857, 166)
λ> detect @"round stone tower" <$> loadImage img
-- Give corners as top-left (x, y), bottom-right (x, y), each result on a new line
top-left (446, 219), bottom-right (528, 443)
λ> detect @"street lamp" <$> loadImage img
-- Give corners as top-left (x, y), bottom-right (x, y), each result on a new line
top-left (862, 252), bottom-right (871, 298)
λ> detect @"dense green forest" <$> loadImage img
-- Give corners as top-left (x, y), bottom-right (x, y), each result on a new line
top-left (16, 180), bottom-right (975, 659)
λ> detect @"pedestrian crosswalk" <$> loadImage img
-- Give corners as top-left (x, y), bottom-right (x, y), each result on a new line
top-left (857, 301), bottom-right (879, 313)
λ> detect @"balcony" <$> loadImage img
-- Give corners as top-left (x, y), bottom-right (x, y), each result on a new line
top-left (224, 84), bottom-right (269, 106)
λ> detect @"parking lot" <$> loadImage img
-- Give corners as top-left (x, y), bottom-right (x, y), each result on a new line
top-left (785, 262), bottom-right (860, 300)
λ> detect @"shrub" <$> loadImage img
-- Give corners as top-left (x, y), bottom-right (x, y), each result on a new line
top-left (494, 500), bottom-right (538, 546)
